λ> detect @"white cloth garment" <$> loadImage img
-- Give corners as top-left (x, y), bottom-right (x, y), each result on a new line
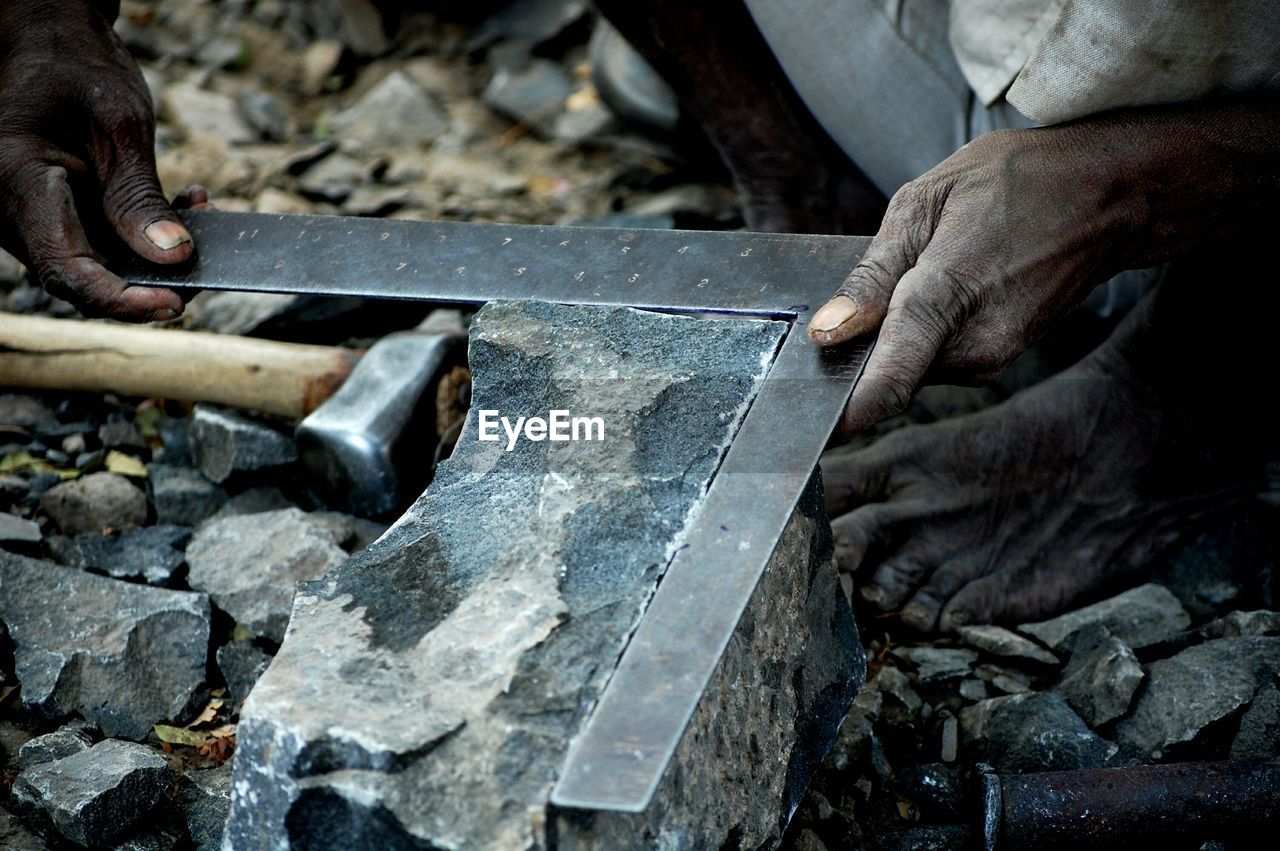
top-left (744, 0), bottom-right (1280, 194)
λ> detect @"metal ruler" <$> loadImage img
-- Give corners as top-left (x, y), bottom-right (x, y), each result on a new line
top-left (124, 209), bottom-right (872, 815)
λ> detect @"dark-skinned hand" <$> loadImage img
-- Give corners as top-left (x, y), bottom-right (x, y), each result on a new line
top-left (808, 99), bottom-right (1280, 437)
top-left (0, 0), bottom-right (192, 321)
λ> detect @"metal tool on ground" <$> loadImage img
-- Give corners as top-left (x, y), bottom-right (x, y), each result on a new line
top-left (978, 760), bottom-right (1280, 850)
top-left (0, 312), bottom-right (466, 518)
top-left (119, 209), bottom-right (874, 841)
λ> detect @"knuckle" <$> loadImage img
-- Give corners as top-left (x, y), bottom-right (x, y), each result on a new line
top-left (104, 169), bottom-right (164, 219)
top-left (838, 256), bottom-right (895, 300)
top-left (933, 263), bottom-right (985, 316)
top-left (868, 370), bottom-right (916, 418)
top-left (894, 294), bottom-right (954, 344)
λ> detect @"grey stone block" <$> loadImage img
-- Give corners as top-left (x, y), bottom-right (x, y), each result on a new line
top-left (39, 473), bottom-right (147, 536)
top-left (1054, 624), bottom-right (1143, 728)
top-left (176, 765), bottom-right (233, 851)
top-left (149, 464), bottom-right (228, 527)
top-left (329, 71), bottom-right (447, 149)
top-left (187, 508), bottom-right (349, 642)
top-left (963, 693), bottom-right (1117, 773)
top-left (0, 512), bottom-right (42, 546)
top-left (1018, 583), bottom-right (1191, 651)
top-left (554, 475), bottom-right (863, 850)
top-left (189, 406), bottom-right (298, 484)
top-left (16, 722), bottom-right (94, 770)
top-left (1115, 636), bottom-right (1280, 759)
top-left (10, 739), bottom-right (171, 847)
top-left (49, 525), bottom-right (190, 585)
top-left (216, 641), bottom-right (274, 705)
top-left (0, 552), bottom-right (211, 740)
top-left (957, 625), bottom-right (1058, 666)
top-left (224, 302), bottom-right (859, 849)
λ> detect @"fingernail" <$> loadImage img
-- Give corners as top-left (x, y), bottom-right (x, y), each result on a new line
top-left (810, 295), bottom-right (857, 333)
top-left (948, 609), bottom-right (970, 626)
top-left (859, 584), bottom-right (884, 605)
top-left (148, 307), bottom-right (179, 322)
top-left (145, 221), bottom-right (192, 251)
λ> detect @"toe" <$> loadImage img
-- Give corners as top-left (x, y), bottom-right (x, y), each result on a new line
top-left (820, 433), bottom-right (914, 515)
top-left (862, 553), bottom-right (933, 611)
top-left (830, 502), bottom-right (926, 573)
top-left (820, 451), bottom-right (887, 517)
top-left (902, 562), bottom-right (978, 632)
top-left (938, 575), bottom-right (1007, 632)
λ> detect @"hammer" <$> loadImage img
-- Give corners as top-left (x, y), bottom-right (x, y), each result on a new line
top-left (0, 312), bottom-right (467, 518)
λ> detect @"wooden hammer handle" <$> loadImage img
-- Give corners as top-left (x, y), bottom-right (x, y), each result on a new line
top-left (0, 313), bottom-right (363, 419)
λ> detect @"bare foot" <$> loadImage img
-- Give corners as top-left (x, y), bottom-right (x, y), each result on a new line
top-left (821, 294), bottom-right (1262, 632)
top-left (594, 0), bottom-right (887, 236)
top-left (736, 157), bottom-right (885, 236)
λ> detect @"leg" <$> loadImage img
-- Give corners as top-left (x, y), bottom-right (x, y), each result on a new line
top-left (593, 0), bottom-right (886, 234)
top-left (821, 248), bottom-right (1270, 632)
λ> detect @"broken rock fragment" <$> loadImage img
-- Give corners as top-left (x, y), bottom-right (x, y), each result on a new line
top-left (49, 524), bottom-right (190, 585)
top-left (0, 810), bottom-right (46, 851)
top-left (176, 765), bottom-right (233, 851)
top-left (10, 739), bottom-right (172, 848)
top-left (0, 512), bottom-right (41, 546)
top-left (186, 507), bottom-right (350, 642)
top-left (216, 640), bottom-right (274, 705)
top-left (957, 624), bottom-right (1058, 666)
top-left (1231, 680), bottom-right (1280, 760)
top-left (16, 721), bottom-right (94, 770)
top-left (226, 301), bottom-right (861, 850)
top-left (189, 405), bottom-right (298, 484)
top-left (39, 472), bottom-right (147, 535)
top-left (899, 647), bottom-right (977, 683)
top-left (1054, 624), bottom-right (1144, 727)
top-left (1115, 635), bottom-right (1280, 759)
top-left (148, 464), bottom-right (228, 527)
top-left (1018, 583), bottom-right (1191, 651)
top-left (0, 552), bottom-right (211, 740)
top-left (965, 693), bottom-right (1117, 773)
top-left (329, 70), bottom-right (447, 149)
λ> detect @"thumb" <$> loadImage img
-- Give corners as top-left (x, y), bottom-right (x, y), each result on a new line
top-left (91, 112), bottom-right (193, 264)
top-left (808, 181), bottom-right (935, 346)
top-left (807, 251), bottom-right (901, 346)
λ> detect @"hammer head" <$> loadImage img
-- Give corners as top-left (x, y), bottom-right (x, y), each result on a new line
top-left (296, 329), bottom-right (466, 518)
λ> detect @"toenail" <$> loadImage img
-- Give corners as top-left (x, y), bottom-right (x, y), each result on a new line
top-left (902, 603), bottom-right (930, 627)
top-left (948, 610), bottom-right (970, 626)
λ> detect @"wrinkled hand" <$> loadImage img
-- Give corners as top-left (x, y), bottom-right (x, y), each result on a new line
top-left (0, 0), bottom-right (192, 321)
top-left (808, 123), bottom-right (1139, 435)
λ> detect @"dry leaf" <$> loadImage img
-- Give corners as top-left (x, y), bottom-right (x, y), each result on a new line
top-left (0, 451), bottom-right (78, 480)
top-left (105, 451), bottom-right (148, 478)
top-left (187, 698), bottom-right (225, 729)
top-left (153, 724), bottom-right (209, 747)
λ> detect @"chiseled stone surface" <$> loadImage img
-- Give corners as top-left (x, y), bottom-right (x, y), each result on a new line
top-left (0, 552), bottom-right (211, 740)
top-left (225, 301), bottom-right (859, 850)
top-left (555, 474), bottom-right (863, 850)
